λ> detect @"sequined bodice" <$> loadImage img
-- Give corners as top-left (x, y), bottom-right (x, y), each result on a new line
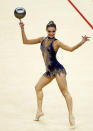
top-left (40, 36), bottom-right (58, 71)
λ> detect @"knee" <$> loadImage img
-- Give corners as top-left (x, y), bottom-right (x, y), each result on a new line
top-left (35, 85), bottom-right (43, 98)
top-left (35, 85), bottom-right (40, 92)
top-left (62, 89), bottom-right (72, 101)
top-left (35, 84), bottom-right (43, 93)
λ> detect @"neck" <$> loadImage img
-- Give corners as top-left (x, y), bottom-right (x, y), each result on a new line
top-left (47, 36), bottom-right (55, 40)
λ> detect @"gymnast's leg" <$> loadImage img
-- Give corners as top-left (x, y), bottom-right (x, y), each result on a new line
top-left (55, 72), bottom-right (75, 127)
top-left (34, 74), bottom-right (54, 121)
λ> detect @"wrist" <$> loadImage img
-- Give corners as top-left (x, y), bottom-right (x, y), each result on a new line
top-left (21, 27), bottom-right (24, 30)
top-left (80, 41), bottom-right (85, 44)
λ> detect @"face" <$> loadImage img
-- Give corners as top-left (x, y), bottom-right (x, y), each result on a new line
top-left (46, 27), bottom-right (56, 38)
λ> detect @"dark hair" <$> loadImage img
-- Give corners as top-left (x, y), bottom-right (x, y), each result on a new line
top-left (46, 21), bottom-right (56, 30)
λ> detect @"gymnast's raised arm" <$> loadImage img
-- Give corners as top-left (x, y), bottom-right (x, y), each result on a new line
top-left (57, 35), bottom-right (90, 52)
top-left (19, 20), bottom-right (44, 44)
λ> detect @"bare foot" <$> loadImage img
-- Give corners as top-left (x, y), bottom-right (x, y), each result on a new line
top-left (34, 112), bottom-right (44, 121)
top-left (69, 125), bottom-right (76, 129)
top-left (69, 115), bottom-right (76, 128)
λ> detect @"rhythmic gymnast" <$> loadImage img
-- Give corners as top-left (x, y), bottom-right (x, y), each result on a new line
top-left (19, 20), bottom-right (90, 128)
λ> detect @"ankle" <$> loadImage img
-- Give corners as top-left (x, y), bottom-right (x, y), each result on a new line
top-left (69, 113), bottom-right (74, 117)
top-left (37, 109), bottom-right (42, 113)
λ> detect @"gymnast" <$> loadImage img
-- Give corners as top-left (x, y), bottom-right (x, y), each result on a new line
top-left (19, 20), bottom-right (90, 128)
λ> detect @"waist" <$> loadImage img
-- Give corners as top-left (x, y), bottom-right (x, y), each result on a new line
top-left (45, 59), bottom-right (60, 71)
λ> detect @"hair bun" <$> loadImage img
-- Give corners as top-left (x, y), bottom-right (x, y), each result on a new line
top-left (46, 20), bottom-right (56, 30)
top-left (49, 21), bottom-right (55, 24)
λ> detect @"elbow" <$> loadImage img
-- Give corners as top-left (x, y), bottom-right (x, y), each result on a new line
top-left (70, 48), bottom-right (74, 52)
top-left (23, 41), bottom-right (26, 44)
top-left (23, 40), bottom-right (28, 44)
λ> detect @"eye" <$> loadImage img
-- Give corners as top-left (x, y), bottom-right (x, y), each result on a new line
top-left (48, 30), bottom-right (56, 33)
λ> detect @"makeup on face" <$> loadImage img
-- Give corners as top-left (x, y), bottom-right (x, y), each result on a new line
top-left (47, 27), bottom-right (56, 38)
top-left (47, 30), bottom-right (56, 33)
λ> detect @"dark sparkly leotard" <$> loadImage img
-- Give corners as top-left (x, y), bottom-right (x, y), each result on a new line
top-left (40, 36), bottom-right (67, 78)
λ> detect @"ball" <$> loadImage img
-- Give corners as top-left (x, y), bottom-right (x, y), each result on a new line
top-left (14, 7), bottom-right (26, 19)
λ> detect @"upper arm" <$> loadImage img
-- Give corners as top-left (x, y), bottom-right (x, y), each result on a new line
top-left (57, 40), bottom-right (72, 52)
top-left (24, 36), bottom-right (45, 44)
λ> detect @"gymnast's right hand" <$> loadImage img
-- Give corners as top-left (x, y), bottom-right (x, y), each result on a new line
top-left (19, 20), bottom-right (24, 29)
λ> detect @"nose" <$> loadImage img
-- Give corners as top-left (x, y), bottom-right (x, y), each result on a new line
top-left (50, 32), bottom-right (54, 35)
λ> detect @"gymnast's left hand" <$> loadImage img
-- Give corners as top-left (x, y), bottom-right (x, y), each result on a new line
top-left (81, 35), bottom-right (91, 43)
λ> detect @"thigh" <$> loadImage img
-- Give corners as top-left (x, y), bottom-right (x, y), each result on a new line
top-left (55, 72), bottom-right (68, 92)
top-left (35, 75), bottom-right (54, 91)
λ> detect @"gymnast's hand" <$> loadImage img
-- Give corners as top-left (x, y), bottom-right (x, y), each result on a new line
top-left (81, 35), bottom-right (91, 43)
top-left (19, 20), bottom-right (24, 29)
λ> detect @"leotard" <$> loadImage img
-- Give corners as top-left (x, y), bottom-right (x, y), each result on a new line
top-left (40, 36), bottom-right (67, 78)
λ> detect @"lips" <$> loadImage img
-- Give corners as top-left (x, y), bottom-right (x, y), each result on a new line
top-left (49, 35), bottom-right (54, 37)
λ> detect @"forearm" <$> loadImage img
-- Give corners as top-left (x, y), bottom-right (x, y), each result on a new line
top-left (72, 41), bottom-right (85, 51)
top-left (20, 27), bottom-right (28, 44)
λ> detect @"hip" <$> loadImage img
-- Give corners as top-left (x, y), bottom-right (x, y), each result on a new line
top-left (46, 60), bottom-right (66, 72)
top-left (44, 62), bottom-right (67, 78)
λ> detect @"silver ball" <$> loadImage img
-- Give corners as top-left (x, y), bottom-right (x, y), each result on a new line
top-left (14, 7), bottom-right (26, 19)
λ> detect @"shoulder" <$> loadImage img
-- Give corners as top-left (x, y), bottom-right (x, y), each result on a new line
top-left (55, 39), bottom-right (64, 47)
top-left (39, 36), bottom-right (46, 43)
top-left (54, 39), bottom-right (62, 47)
